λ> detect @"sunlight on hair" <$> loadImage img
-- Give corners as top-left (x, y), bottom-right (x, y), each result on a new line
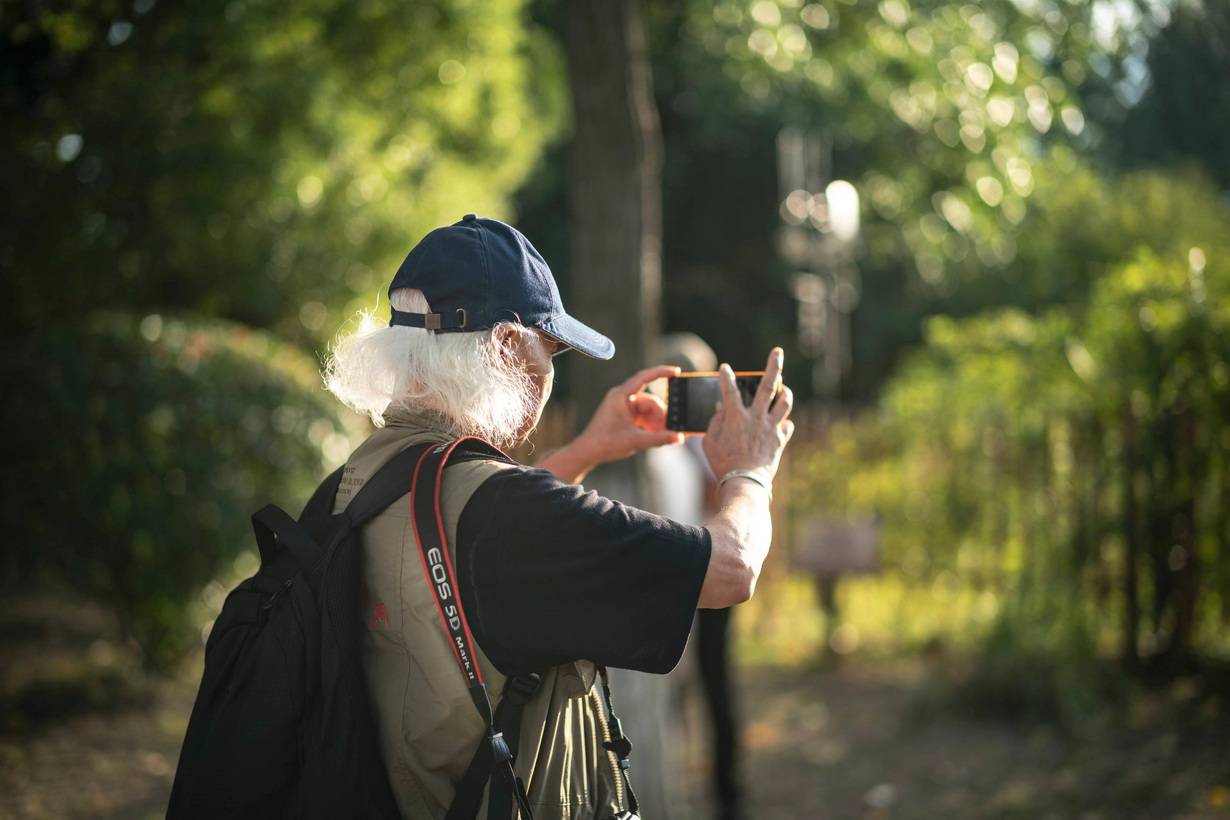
top-left (323, 289), bottom-right (541, 449)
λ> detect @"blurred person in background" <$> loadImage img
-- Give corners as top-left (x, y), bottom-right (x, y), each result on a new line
top-left (323, 215), bottom-right (794, 819)
top-left (604, 333), bottom-right (726, 819)
top-left (645, 334), bottom-right (743, 820)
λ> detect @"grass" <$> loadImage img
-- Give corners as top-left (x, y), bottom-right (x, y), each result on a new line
top-left (734, 572), bottom-right (1004, 667)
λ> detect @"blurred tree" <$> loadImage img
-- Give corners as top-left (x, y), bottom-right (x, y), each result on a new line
top-left (1082, 249), bottom-right (1230, 666)
top-left (1, 0), bottom-right (564, 344)
top-left (565, 0), bottom-right (662, 410)
top-left (654, 0), bottom-right (1133, 398)
top-left (563, 1), bottom-right (676, 813)
top-left (1105, 0), bottom-right (1230, 188)
top-left (636, 0), bottom-right (1218, 402)
top-left (523, 0), bottom-right (1196, 401)
top-left (964, 148), bottom-right (1230, 310)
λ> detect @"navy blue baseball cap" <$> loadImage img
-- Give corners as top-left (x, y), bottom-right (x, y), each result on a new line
top-left (387, 214), bottom-right (615, 360)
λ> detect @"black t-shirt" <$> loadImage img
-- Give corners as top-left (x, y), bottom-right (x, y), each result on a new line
top-left (454, 465), bottom-right (712, 676)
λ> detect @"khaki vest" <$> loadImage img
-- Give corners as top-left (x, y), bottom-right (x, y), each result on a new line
top-left (333, 412), bottom-right (629, 819)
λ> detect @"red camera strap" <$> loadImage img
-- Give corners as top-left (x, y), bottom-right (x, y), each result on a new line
top-left (407, 437), bottom-right (535, 819)
top-left (410, 437), bottom-right (497, 714)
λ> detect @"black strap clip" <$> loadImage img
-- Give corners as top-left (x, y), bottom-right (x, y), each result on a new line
top-left (488, 731), bottom-right (513, 766)
top-left (603, 737), bottom-right (634, 769)
top-left (503, 672), bottom-right (543, 706)
top-left (603, 714), bottom-right (634, 769)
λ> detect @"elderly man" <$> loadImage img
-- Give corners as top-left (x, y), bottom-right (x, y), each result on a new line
top-left (323, 214), bottom-right (793, 820)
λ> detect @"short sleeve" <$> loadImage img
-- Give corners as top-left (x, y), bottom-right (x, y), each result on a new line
top-left (454, 466), bottom-right (712, 676)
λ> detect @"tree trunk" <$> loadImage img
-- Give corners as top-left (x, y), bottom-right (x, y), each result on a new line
top-left (1165, 409), bottom-right (1199, 665)
top-left (565, 0), bottom-right (662, 427)
top-left (564, 2), bottom-right (673, 815)
top-left (1219, 458), bottom-right (1230, 626)
top-left (1121, 407), bottom-right (1140, 668)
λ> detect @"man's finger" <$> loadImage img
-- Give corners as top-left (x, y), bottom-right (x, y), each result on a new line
top-left (621, 364), bottom-right (682, 395)
top-left (717, 363), bottom-right (740, 410)
top-left (752, 347), bottom-right (784, 415)
top-left (629, 392), bottom-right (667, 414)
top-left (706, 400), bottom-right (725, 438)
top-left (629, 392), bottom-right (668, 431)
top-left (770, 385), bottom-right (794, 423)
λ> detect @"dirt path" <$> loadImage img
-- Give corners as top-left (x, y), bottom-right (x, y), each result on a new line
top-left (1, 659), bottom-right (1227, 819)
top-left (0, 682), bottom-right (191, 820)
top-left (701, 660), bottom-right (1230, 820)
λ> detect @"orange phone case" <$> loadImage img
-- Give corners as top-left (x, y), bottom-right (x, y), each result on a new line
top-left (674, 371), bottom-right (766, 378)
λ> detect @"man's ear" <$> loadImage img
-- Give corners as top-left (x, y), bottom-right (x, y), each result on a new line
top-left (492, 324), bottom-right (520, 363)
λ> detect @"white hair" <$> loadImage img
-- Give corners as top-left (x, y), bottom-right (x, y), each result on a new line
top-left (323, 289), bottom-right (542, 449)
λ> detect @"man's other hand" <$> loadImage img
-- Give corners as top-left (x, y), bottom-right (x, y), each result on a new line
top-left (577, 365), bottom-right (685, 464)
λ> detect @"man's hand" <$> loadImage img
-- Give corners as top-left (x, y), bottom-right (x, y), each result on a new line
top-left (702, 348), bottom-right (794, 483)
top-left (698, 347), bottom-right (795, 609)
top-left (578, 364), bottom-right (684, 463)
top-left (536, 364), bottom-right (683, 484)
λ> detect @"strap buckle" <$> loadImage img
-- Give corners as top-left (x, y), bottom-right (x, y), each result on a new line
top-left (488, 731), bottom-right (513, 766)
top-left (390, 307), bottom-right (468, 331)
top-left (603, 737), bottom-right (634, 769)
top-left (503, 672), bottom-right (543, 706)
top-left (602, 714), bottom-right (634, 769)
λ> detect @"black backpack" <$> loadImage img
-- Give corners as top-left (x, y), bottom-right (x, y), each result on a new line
top-left (167, 436), bottom-right (547, 819)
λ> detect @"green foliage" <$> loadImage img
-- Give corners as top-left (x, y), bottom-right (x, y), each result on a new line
top-left (794, 165), bottom-right (1230, 685)
top-left (0, 314), bottom-right (361, 668)
top-left (642, 0), bottom-right (1224, 406)
top-left (638, 0), bottom-right (1170, 400)
top-left (681, 0), bottom-right (1128, 291)
top-left (2, 0), bottom-right (564, 343)
top-left (1003, 155), bottom-right (1230, 310)
top-left (943, 595), bottom-right (1112, 727)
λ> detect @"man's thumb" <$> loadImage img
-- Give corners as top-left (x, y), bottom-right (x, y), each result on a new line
top-left (644, 430), bottom-right (684, 447)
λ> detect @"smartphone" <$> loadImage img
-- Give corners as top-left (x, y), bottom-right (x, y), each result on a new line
top-left (666, 372), bottom-right (764, 434)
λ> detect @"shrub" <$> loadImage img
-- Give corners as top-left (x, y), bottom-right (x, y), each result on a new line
top-left (946, 599), bottom-right (1115, 728)
top-left (792, 174), bottom-right (1230, 706)
top-left (1, 313), bottom-right (362, 668)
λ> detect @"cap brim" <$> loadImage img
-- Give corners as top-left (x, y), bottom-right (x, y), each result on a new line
top-left (537, 314), bottom-right (615, 360)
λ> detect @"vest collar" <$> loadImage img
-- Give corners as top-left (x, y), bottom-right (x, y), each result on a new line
top-left (381, 405), bottom-right (456, 442)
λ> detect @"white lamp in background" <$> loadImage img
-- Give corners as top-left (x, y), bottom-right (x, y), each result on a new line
top-left (825, 179), bottom-right (860, 243)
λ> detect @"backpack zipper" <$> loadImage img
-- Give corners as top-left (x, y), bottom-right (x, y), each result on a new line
top-left (589, 686), bottom-right (626, 809)
top-left (259, 578), bottom-right (294, 620)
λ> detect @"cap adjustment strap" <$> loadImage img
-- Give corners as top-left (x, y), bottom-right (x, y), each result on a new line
top-left (390, 307), bottom-right (469, 332)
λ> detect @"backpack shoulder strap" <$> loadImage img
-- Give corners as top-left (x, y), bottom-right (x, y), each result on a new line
top-left (407, 438), bottom-right (534, 820)
top-left (299, 464), bottom-right (345, 523)
top-left (343, 442), bottom-right (433, 527)
top-left (252, 504), bottom-right (322, 571)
